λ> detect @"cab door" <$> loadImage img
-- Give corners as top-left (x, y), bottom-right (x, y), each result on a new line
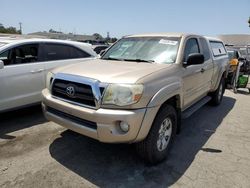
top-left (182, 38), bottom-right (207, 109)
top-left (0, 43), bottom-right (44, 111)
top-left (198, 37), bottom-right (214, 93)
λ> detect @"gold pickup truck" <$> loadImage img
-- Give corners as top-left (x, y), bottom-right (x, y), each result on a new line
top-left (42, 33), bottom-right (229, 164)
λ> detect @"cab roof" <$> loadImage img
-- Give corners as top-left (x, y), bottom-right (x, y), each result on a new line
top-left (124, 33), bottom-right (196, 38)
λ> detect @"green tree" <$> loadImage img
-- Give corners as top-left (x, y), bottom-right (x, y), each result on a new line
top-left (105, 37), bottom-right (117, 43)
top-left (93, 33), bottom-right (103, 40)
top-left (0, 24), bottom-right (20, 34)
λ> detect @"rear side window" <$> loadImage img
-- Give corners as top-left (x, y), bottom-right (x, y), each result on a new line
top-left (184, 38), bottom-right (200, 61)
top-left (200, 38), bottom-right (211, 61)
top-left (209, 41), bottom-right (227, 56)
top-left (70, 47), bottom-right (91, 58)
top-left (44, 43), bottom-right (91, 61)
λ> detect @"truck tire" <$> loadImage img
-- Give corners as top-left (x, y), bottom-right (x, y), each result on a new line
top-left (210, 78), bottom-right (225, 106)
top-left (135, 104), bottom-right (177, 164)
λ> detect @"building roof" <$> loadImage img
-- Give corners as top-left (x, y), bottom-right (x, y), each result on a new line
top-left (28, 32), bottom-right (100, 42)
top-left (217, 34), bottom-right (250, 46)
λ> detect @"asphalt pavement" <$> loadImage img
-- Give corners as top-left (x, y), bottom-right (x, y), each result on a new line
top-left (0, 89), bottom-right (250, 188)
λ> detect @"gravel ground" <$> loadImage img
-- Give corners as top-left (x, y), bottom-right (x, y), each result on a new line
top-left (0, 89), bottom-right (250, 188)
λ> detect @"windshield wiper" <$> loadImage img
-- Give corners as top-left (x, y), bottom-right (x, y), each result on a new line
top-left (102, 57), bottom-right (124, 61)
top-left (123, 59), bottom-right (155, 63)
top-left (102, 57), bottom-right (154, 63)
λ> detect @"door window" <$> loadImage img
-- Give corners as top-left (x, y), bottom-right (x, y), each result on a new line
top-left (0, 44), bottom-right (39, 66)
top-left (0, 50), bottom-right (10, 65)
top-left (184, 38), bottom-right (200, 61)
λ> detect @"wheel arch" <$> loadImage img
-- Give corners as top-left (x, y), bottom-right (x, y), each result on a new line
top-left (212, 70), bottom-right (227, 93)
top-left (135, 93), bottom-right (181, 142)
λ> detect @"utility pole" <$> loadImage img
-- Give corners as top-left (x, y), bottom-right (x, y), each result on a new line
top-left (248, 17), bottom-right (250, 27)
top-left (19, 22), bottom-right (22, 34)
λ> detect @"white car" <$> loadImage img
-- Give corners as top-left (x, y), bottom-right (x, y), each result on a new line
top-left (0, 38), bottom-right (97, 112)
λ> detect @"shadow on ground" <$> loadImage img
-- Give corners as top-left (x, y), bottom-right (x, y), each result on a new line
top-left (235, 89), bottom-right (250, 95)
top-left (49, 96), bottom-right (236, 187)
top-left (0, 105), bottom-right (47, 139)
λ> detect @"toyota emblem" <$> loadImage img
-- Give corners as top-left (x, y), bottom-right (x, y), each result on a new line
top-left (66, 86), bottom-right (75, 97)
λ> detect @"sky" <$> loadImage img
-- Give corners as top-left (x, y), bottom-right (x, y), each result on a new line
top-left (1, 0), bottom-right (250, 38)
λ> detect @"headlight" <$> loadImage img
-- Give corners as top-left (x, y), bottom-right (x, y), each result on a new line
top-left (102, 84), bottom-right (143, 106)
top-left (46, 72), bottom-right (54, 89)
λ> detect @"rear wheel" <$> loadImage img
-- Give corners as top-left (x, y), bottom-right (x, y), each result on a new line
top-left (136, 105), bottom-right (177, 164)
top-left (210, 78), bottom-right (225, 106)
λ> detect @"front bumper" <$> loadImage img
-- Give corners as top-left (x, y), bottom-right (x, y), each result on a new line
top-left (42, 89), bottom-right (151, 143)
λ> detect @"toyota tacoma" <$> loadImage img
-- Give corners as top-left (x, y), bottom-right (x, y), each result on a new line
top-left (42, 33), bottom-right (229, 164)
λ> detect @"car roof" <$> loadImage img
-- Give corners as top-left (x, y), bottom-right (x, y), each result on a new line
top-left (0, 38), bottom-right (97, 57)
top-left (0, 37), bottom-right (90, 46)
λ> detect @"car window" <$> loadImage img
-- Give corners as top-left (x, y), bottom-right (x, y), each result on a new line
top-left (70, 47), bottom-right (91, 58)
top-left (200, 38), bottom-right (211, 61)
top-left (0, 44), bottom-right (39, 66)
top-left (184, 38), bottom-right (200, 61)
top-left (44, 43), bottom-right (90, 61)
top-left (0, 50), bottom-right (11, 65)
top-left (209, 41), bottom-right (227, 56)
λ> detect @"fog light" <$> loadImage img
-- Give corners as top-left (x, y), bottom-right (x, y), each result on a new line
top-left (119, 121), bottom-right (130, 132)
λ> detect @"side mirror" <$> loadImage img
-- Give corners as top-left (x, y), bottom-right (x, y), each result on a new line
top-left (0, 60), bottom-right (4, 69)
top-left (184, 53), bottom-right (204, 66)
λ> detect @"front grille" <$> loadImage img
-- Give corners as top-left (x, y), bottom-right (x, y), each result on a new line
top-left (47, 106), bottom-right (97, 130)
top-left (52, 79), bottom-right (96, 107)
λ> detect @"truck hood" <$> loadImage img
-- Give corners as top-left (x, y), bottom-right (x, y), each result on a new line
top-left (52, 59), bottom-right (171, 83)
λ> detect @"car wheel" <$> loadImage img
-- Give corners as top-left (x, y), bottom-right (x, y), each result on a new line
top-left (210, 78), bottom-right (225, 106)
top-left (135, 104), bottom-right (177, 164)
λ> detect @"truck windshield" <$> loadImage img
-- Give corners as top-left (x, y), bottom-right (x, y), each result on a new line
top-left (102, 37), bottom-right (180, 64)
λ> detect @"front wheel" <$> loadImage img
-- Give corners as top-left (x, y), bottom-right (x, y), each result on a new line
top-left (135, 105), bottom-right (177, 164)
top-left (210, 78), bottom-right (225, 106)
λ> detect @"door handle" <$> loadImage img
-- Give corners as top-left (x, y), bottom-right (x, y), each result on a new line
top-left (200, 68), bottom-right (205, 73)
top-left (30, 69), bottom-right (44, 73)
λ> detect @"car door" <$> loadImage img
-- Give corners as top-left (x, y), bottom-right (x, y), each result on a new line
top-left (182, 37), bottom-right (207, 109)
top-left (0, 43), bottom-right (45, 112)
top-left (41, 43), bottom-right (92, 75)
top-left (198, 37), bottom-right (214, 92)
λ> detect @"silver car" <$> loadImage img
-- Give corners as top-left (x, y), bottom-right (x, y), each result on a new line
top-left (0, 38), bottom-right (97, 112)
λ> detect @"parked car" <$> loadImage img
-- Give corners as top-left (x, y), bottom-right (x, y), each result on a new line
top-left (227, 49), bottom-right (241, 61)
top-left (42, 33), bottom-right (229, 164)
top-left (0, 38), bottom-right (97, 112)
top-left (226, 44), bottom-right (250, 63)
top-left (226, 48), bottom-right (250, 92)
top-left (92, 45), bottom-right (109, 54)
